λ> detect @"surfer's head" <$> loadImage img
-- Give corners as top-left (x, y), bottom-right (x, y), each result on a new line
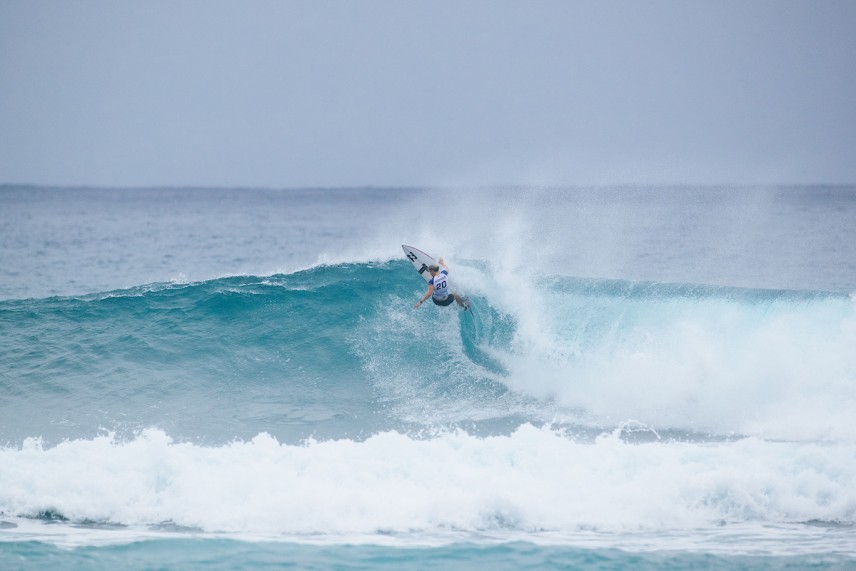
top-left (428, 264), bottom-right (440, 274)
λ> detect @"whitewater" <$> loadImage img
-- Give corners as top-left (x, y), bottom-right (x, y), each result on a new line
top-left (1, 186), bottom-right (855, 570)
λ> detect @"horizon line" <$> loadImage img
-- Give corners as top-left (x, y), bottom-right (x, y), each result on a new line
top-left (3, 182), bottom-right (856, 192)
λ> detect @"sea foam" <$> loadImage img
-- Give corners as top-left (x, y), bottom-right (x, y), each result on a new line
top-left (2, 426), bottom-right (854, 537)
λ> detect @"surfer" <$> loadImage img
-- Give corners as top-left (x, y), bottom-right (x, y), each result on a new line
top-left (414, 258), bottom-right (466, 309)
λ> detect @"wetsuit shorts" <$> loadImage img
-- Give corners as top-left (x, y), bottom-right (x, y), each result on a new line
top-left (432, 295), bottom-right (455, 307)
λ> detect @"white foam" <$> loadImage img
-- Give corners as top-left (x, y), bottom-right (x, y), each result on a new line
top-left (477, 282), bottom-right (856, 442)
top-left (1, 427), bottom-right (854, 539)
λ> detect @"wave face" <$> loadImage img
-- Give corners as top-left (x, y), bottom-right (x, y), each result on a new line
top-left (2, 261), bottom-right (854, 444)
top-left (2, 259), bottom-right (856, 544)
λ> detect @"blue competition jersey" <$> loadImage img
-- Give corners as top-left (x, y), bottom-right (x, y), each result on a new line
top-left (429, 270), bottom-right (450, 299)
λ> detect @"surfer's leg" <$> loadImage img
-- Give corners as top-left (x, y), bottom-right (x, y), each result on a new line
top-left (453, 293), bottom-right (469, 310)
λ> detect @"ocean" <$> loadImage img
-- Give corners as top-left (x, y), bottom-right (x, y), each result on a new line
top-left (1, 185), bottom-right (855, 570)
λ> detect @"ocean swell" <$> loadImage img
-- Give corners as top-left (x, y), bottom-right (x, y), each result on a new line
top-left (1, 261), bottom-right (854, 445)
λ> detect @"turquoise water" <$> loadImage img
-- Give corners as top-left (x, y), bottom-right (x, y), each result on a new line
top-left (2, 186), bottom-right (855, 569)
top-left (2, 539), bottom-right (855, 571)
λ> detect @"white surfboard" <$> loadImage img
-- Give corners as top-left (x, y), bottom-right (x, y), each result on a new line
top-left (401, 245), bottom-right (436, 282)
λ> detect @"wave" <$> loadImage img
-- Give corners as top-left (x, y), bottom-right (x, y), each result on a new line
top-left (1, 261), bottom-right (854, 444)
top-left (1, 426), bottom-right (854, 538)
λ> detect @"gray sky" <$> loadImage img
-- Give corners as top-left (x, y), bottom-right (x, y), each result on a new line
top-left (1, 0), bottom-right (854, 187)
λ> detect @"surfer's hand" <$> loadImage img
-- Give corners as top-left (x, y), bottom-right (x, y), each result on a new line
top-left (414, 301), bottom-right (422, 309)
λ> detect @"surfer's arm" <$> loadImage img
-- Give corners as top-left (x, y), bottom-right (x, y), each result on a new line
top-left (415, 285), bottom-right (434, 308)
top-left (438, 257), bottom-right (449, 272)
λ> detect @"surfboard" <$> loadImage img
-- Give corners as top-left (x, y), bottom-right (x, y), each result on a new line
top-left (401, 244), bottom-right (436, 282)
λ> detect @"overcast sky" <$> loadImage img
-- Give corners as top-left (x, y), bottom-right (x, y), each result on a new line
top-left (1, 1), bottom-right (854, 188)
